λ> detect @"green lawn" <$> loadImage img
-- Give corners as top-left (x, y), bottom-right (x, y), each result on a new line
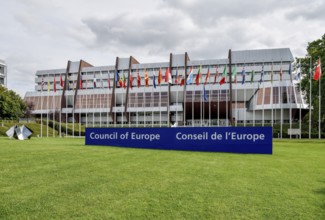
top-left (0, 138), bottom-right (324, 219)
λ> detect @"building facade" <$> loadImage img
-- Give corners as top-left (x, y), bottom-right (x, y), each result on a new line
top-left (24, 48), bottom-right (308, 127)
top-left (0, 59), bottom-right (7, 87)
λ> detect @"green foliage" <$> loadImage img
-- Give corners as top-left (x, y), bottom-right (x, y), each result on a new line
top-left (299, 33), bottom-right (325, 131)
top-left (0, 86), bottom-right (27, 120)
top-left (0, 138), bottom-right (324, 219)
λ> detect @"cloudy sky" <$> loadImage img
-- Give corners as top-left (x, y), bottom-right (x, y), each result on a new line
top-left (1, 0), bottom-right (324, 97)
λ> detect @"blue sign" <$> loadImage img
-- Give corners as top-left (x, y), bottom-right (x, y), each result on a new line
top-left (85, 127), bottom-right (272, 154)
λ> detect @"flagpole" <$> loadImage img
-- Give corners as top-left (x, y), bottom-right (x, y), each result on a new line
top-left (299, 62), bottom-right (302, 139)
top-left (289, 63), bottom-right (292, 139)
top-left (86, 73), bottom-right (88, 128)
top-left (40, 77), bottom-right (43, 138)
top-left (271, 61), bottom-right (274, 128)
top-left (47, 74), bottom-right (49, 138)
top-left (309, 57), bottom-right (312, 139)
top-left (72, 75), bottom-right (75, 138)
top-left (318, 60), bottom-right (321, 139)
top-left (280, 61), bottom-right (283, 139)
top-left (252, 64), bottom-right (255, 127)
top-left (66, 80), bottom-right (68, 137)
top-left (53, 80), bottom-right (55, 138)
top-left (234, 65), bottom-right (237, 127)
top-left (151, 70), bottom-right (154, 127)
top-left (209, 78), bottom-right (211, 126)
top-left (217, 80), bottom-right (220, 127)
top-left (59, 82), bottom-right (61, 138)
top-left (100, 71), bottom-right (102, 128)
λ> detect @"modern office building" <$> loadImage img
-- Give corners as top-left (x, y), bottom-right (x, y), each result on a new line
top-left (0, 59), bottom-right (7, 87)
top-left (24, 48), bottom-right (308, 127)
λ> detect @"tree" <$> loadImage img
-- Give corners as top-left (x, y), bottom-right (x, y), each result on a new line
top-left (300, 33), bottom-right (325, 132)
top-left (0, 85), bottom-right (27, 120)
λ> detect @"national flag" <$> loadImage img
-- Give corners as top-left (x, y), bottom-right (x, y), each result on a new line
top-left (295, 62), bottom-right (301, 81)
top-left (289, 63), bottom-right (292, 82)
top-left (165, 67), bottom-right (172, 84)
top-left (180, 75), bottom-right (185, 86)
top-left (137, 72), bottom-right (141, 88)
top-left (145, 70), bottom-right (149, 87)
top-left (259, 65), bottom-right (264, 84)
top-left (175, 69), bottom-right (179, 84)
top-left (60, 74), bottom-right (64, 88)
top-left (41, 76), bottom-right (44, 91)
top-left (153, 72), bottom-right (157, 89)
top-left (250, 69), bottom-right (255, 83)
top-left (313, 58), bottom-right (321, 81)
top-left (214, 67), bottom-right (219, 84)
top-left (203, 85), bottom-right (208, 102)
top-left (232, 65), bottom-right (237, 83)
top-left (219, 65), bottom-right (227, 85)
top-left (129, 73), bottom-right (133, 89)
top-left (79, 74), bottom-right (83, 89)
top-left (205, 67), bottom-right (210, 85)
top-left (186, 66), bottom-right (194, 85)
top-left (115, 70), bottom-right (119, 83)
top-left (241, 67), bottom-right (246, 85)
top-left (219, 77), bottom-right (226, 85)
top-left (54, 76), bottom-right (57, 92)
top-left (279, 66), bottom-right (283, 81)
top-left (195, 65), bottom-right (202, 85)
top-left (122, 72), bottom-right (126, 89)
top-left (158, 68), bottom-right (163, 85)
top-left (93, 74), bottom-right (97, 88)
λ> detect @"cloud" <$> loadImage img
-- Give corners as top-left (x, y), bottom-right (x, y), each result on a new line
top-left (0, 0), bottom-right (324, 97)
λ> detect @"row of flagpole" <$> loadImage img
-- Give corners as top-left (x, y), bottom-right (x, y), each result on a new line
top-left (38, 58), bottom-right (321, 138)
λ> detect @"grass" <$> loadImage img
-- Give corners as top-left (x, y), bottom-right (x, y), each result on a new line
top-left (0, 138), bottom-right (324, 219)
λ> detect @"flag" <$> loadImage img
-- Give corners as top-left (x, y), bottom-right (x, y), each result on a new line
top-left (145, 70), bottom-right (149, 87)
top-left (241, 67), bottom-right (246, 85)
top-left (158, 68), bottom-right (163, 85)
top-left (295, 62), bottom-right (301, 81)
top-left (54, 76), bottom-right (57, 92)
top-left (203, 85), bottom-right (208, 102)
top-left (180, 75), bottom-right (185, 86)
top-left (219, 65), bottom-right (227, 85)
top-left (175, 69), bottom-right (179, 84)
top-left (47, 79), bottom-right (50, 92)
top-left (93, 74), bottom-right (97, 88)
top-left (137, 72), bottom-right (141, 88)
top-left (186, 66), bottom-right (194, 85)
top-left (60, 74), bottom-right (64, 88)
top-left (259, 65), bottom-right (264, 84)
top-left (250, 69), bottom-right (255, 83)
top-left (219, 77), bottom-right (226, 85)
top-left (214, 67), bottom-right (219, 84)
top-left (165, 67), bottom-right (172, 83)
top-left (280, 66), bottom-right (283, 81)
top-left (313, 58), bottom-right (322, 81)
top-left (129, 73), bottom-right (133, 89)
top-left (232, 65), bottom-right (237, 83)
top-left (271, 63), bottom-right (274, 84)
top-left (289, 63), bottom-right (292, 82)
top-left (79, 74), bottom-right (83, 89)
top-left (41, 76), bottom-right (44, 91)
top-left (195, 65), bottom-right (202, 85)
top-left (205, 67), bottom-right (210, 85)
top-left (122, 72), bottom-right (126, 89)
top-left (153, 72), bottom-right (157, 89)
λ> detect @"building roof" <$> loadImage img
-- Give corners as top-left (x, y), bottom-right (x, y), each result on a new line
top-left (232, 48), bottom-right (294, 63)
